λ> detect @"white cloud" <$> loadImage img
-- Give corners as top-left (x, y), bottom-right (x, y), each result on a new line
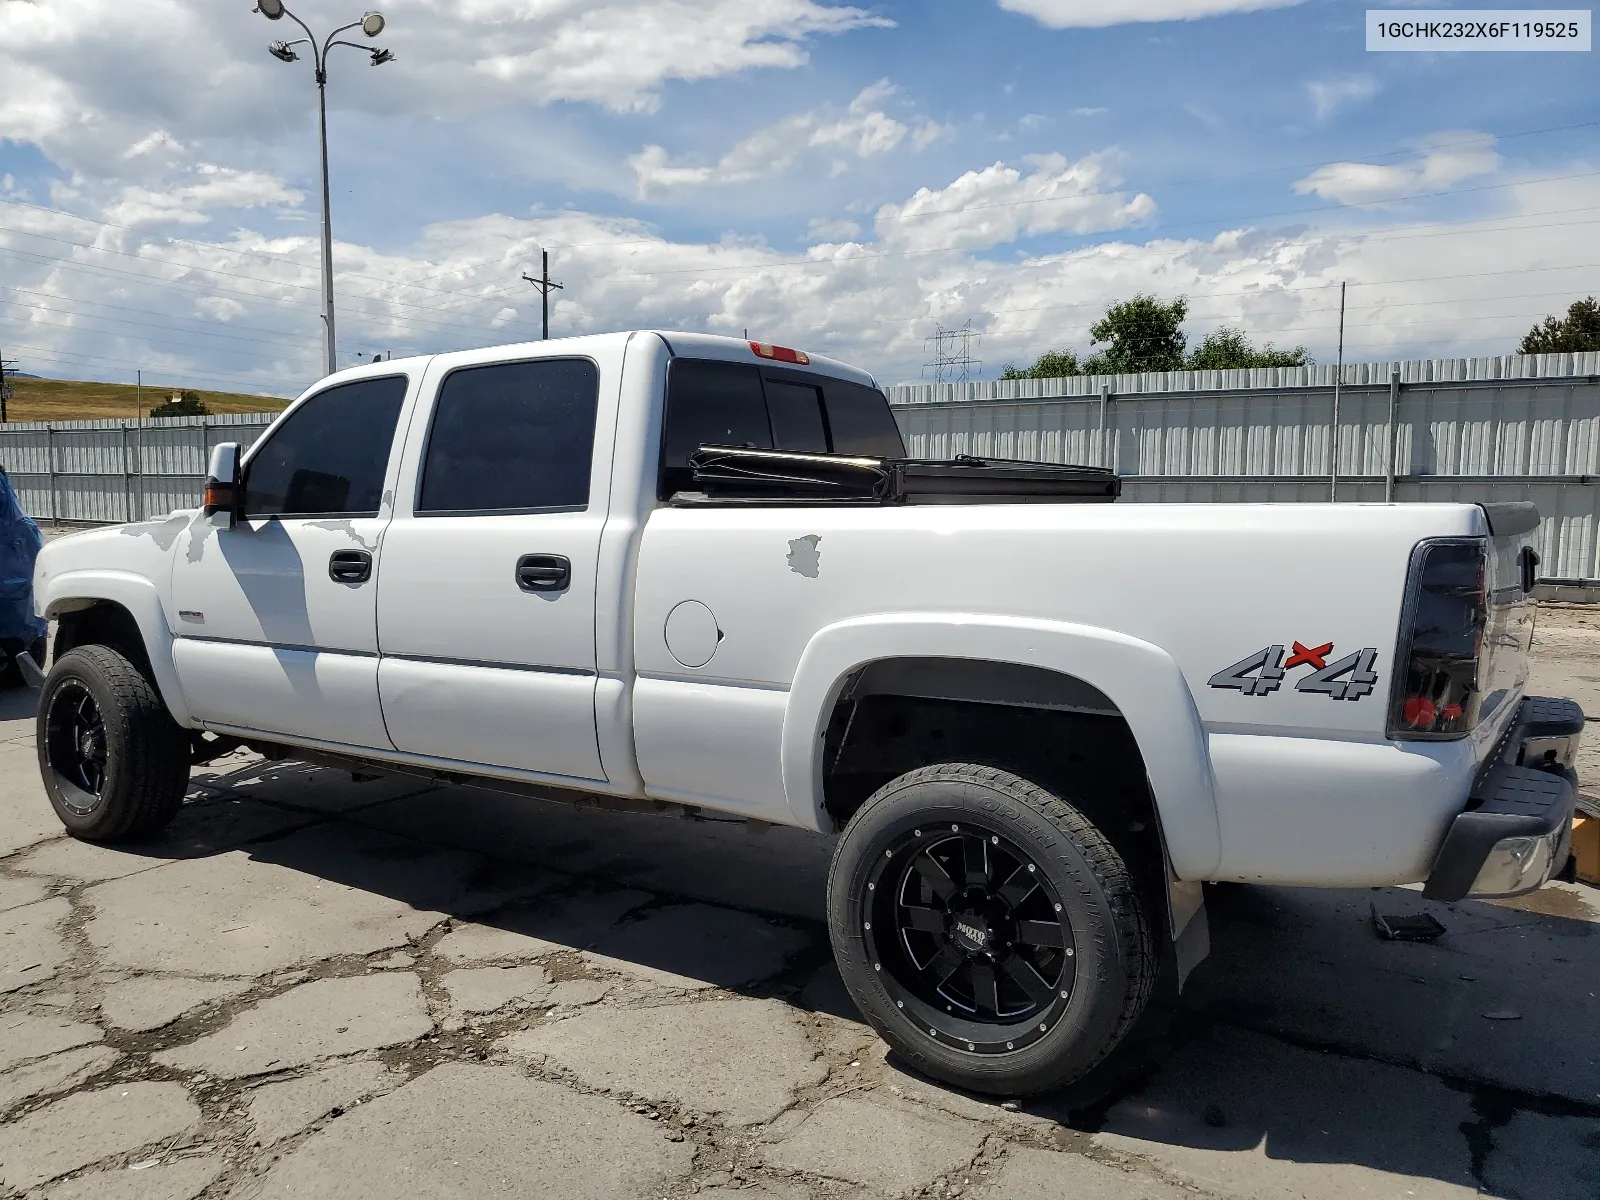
top-left (1069, 107), bottom-right (1108, 117)
top-left (997, 0), bottom-right (1305, 28)
top-left (1294, 133), bottom-right (1501, 206)
top-left (0, 0), bottom-right (891, 179)
top-left (629, 81), bottom-right (949, 197)
top-left (8, 160), bottom-right (1600, 395)
top-left (806, 216), bottom-right (863, 242)
top-left (874, 152), bottom-right (1156, 253)
top-left (102, 164), bottom-right (304, 228)
top-left (1307, 74), bottom-right (1381, 121)
top-left (460, 0), bottom-right (892, 113)
top-left (194, 296), bottom-right (247, 322)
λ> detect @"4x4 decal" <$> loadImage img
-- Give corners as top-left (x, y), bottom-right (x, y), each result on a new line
top-left (1209, 641), bottom-right (1380, 701)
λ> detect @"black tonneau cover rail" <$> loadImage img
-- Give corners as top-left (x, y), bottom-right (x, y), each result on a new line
top-left (673, 446), bottom-right (1120, 507)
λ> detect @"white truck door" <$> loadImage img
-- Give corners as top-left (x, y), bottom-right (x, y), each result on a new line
top-left (375, 354), bottom-right (607, 783)
top-left (169, 374), bottom-right (409, 749)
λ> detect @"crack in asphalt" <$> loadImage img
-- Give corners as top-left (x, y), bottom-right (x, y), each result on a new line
top-left (2, 770), bottom-right (1594, 1199)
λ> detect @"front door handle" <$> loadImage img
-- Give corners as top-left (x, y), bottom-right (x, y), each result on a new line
top-left (516, 554), bottom-right (571, 593)
top-left (329, 549), bottom-right (373, 584)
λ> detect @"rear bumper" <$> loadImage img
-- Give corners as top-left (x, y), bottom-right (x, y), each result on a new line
top-left (1423, 696), bottom-right (1583, 902)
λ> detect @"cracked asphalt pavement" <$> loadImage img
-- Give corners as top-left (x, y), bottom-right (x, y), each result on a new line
top-left (0, 607), bottom-right (1596, 1198)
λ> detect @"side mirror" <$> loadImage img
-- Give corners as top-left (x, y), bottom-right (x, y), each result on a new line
top-left (203, 443), bottom-right (243, 530)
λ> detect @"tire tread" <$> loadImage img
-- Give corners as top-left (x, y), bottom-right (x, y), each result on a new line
top-left (39, 646), bottom-right (189, 842)
top-left (827, 761), bottom-right (1156, 1095)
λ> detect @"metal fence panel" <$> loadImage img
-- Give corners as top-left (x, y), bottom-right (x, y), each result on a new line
top-left (0, 412), bottom-right (276, 525)
top-left (890, 355), bottom-right (1600, 581)
top-left (5, 354), bottom-right (1600, 580)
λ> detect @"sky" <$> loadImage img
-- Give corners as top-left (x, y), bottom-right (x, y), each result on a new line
top-left (0, 0), bottom-right (1596, 397)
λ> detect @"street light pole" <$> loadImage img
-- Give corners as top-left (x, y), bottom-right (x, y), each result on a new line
top-left (316, 65), bottom-right (337, 376)
top-left (253, 2), bottom-right (393, 377)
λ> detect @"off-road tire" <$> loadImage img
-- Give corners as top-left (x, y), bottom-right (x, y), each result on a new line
top-left (827, 762), bottom-right (1156, 1096)
top-left (37, 645), bottom-right (189, 842)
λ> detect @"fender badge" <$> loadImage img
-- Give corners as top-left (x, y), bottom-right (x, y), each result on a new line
top-left (1210, 641), bottom-right (1380, 701)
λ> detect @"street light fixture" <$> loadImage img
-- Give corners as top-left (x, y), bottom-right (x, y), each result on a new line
top-left (253, 2), bottom-right (394, 377)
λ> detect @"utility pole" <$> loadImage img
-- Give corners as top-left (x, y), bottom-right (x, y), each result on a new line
top-left (136, 370), bottom-right (143, 420)
top-left (1330, 281), bottom-right (1346, 503)
top-left (0, 348), bottom-right (15, 424)
top-left (522, 249), bottom-right (564, 340)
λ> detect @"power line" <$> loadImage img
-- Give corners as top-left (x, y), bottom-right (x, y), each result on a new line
top-left (1, 114), bottom-right (1593, 329)
top-left (0, 199), bottom-right (537, 305)
top-left (3, 341), bottom-right (299, 392)
top-left (7, 184), bottom-right (1598, 336)
top-left (0, 245), bottom-right (518, 341)
top-left (3, 294), bottom-right (310, 352)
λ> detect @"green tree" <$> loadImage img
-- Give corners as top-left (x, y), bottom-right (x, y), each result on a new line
top-left (1087, 293), bottom-right (1189, 374)
top-left (1187, 327), bottom-right (1312, 370)
top-left (1518, 296), bottom-right (1600, 355)
top-left (148, 390), bottom-right (211, 418)
top-left (1000, 348), bottom-right (1080, 380)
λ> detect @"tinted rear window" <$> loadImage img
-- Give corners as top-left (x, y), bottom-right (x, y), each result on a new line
top-left (658, 357), bottom-right (905, 498)
top-left (763, 379), bottom-right (829, 454)
top-left (822, 379), bottom-right (905, 458)
top-left (661, 360), bottom-right (772, 498)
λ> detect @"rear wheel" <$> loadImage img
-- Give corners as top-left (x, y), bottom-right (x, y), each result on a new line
top-left (37, 646), bottom-right (189, 842)
top-left (827, 762), bottom-right (1154, 1096)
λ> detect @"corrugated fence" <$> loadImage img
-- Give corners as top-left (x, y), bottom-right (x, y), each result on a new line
top-left (888, 352), bottom-right (1600, 583)
top-left (0, 413), bottom-right (275, 525)
top-left (1, 351), bottom-right (1596, 580)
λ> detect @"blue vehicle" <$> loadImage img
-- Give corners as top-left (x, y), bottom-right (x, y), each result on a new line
top-left (0, 466), bottom-right (47, 688)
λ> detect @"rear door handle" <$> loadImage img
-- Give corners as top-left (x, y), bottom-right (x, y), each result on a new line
top-left (329, 549), bottom-right (373, 584)
top-left (516, 554), bottom-right (571, 593)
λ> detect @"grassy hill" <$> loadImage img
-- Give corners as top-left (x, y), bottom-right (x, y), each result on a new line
top-left (1, 377), bottom-right (289, 424)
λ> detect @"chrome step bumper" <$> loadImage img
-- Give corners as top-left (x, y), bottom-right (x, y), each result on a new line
top-left (1423, 696), bottom-right (1583, 902)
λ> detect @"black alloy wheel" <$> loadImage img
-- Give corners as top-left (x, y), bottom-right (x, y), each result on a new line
top-left (44, 680), bottom-right (109, 814)
top-left (828, 763), bottom-right (1155, 1096)
top-left (867, 823), bottom-right (1076, 1054)
top-left (37, 645), bottom-right (190, 842)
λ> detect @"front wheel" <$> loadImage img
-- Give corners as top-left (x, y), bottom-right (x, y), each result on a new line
top-left (37, 646), bottom-right (190, 842)
top-left (827, 763), bottom-right (1155, 1097)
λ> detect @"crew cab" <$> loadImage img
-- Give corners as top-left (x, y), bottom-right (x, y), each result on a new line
top-left (30, 331), bottom-right (1582, 1096)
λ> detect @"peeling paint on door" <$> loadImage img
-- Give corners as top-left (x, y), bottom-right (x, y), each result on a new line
top-left (787, 535), bottom-right (821, 579)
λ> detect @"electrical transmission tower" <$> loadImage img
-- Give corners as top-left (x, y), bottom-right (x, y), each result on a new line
top-left (522, 248), bottom-right (565, 341)
top-left (923, 321), bottom-right (981, 383)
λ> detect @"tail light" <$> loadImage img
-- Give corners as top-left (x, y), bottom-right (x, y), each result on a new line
top-left (1389, 538), bottom-right (1488, 739)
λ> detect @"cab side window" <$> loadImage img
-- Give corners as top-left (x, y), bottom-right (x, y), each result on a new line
top-left (417, 358), bottom-right (600, 515)
top-left (243, 376), bottom-right (408, 518)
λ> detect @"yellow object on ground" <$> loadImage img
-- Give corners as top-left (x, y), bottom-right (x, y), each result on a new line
top-left (1574, 813), bottom-right (1600, 886)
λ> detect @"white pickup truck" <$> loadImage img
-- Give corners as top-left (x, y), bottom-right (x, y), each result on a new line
top-left (29, 331), bottom-right (1582, 1096)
